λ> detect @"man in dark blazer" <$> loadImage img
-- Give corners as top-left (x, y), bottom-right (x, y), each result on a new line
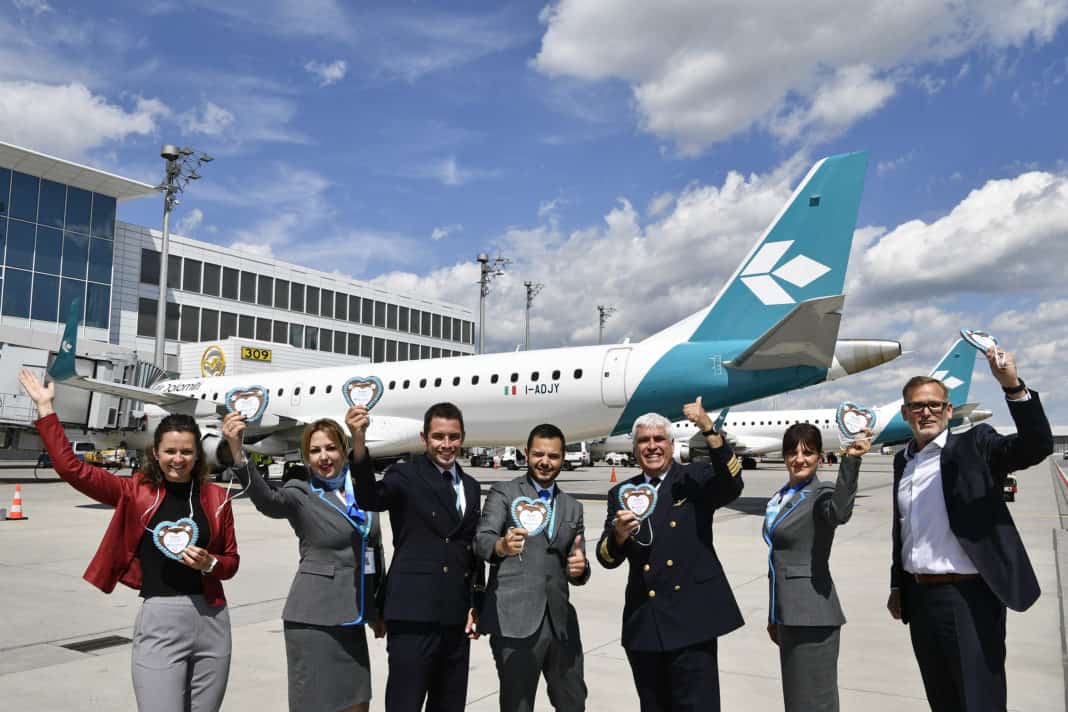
top-left (597, 397), bottom-right (745, 712)
top-left (351, 402), bottom-right (484, 712)
top-left (475, 423), bottom-right (591, 712)
top-left (887, 346), bottom-right (1053, 711)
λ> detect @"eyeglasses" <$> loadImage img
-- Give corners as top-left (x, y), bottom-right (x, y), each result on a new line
top-left (905, 401), bottom-right (949, 414)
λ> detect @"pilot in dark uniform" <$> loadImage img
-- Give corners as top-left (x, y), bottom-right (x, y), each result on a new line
top-left (597, 399), bottom-right (744, 712)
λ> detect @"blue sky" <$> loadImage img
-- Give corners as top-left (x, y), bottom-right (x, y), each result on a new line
top-left (2, 0), bottom-right (1066, 425)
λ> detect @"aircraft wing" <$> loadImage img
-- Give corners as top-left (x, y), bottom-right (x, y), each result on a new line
top-left (61, 376), bottom-right (301, 427)
top-left (724, 295), bottom-right (843, 371)
top-left (61, 375), bottom-right (203, 410)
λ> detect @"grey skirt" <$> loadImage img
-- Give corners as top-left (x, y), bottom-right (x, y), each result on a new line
top-left (283, 621), bottom-right (371, 711)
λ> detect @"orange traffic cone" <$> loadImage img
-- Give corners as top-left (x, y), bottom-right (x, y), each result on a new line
top-left (6, 484), bottom-right (26, 520)
top-left (609, 466), bottom-right (617, 483)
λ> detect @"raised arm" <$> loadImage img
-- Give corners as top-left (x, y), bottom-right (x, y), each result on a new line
top-left (346, 405), bottom-right (398, 512)
top-left (683, 396), bottom-right (744, 508)
top-left (20, 369), bottom-right (126, 506)
top-left (981, 347), bottom-right (1054, 475)
top-left (816, 434), bottom-right (869, 526)
top-left (221, 412), bottom-right (298, 519)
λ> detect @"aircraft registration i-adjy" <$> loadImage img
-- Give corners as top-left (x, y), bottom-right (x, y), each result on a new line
top-left (591, 336), bottom-right (992, 467)
top-left (51, 151), bottom-right (901, 466)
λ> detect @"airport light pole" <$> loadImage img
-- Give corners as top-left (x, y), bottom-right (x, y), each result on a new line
top-left (476, 252), bottom-right (510, 354)
top-left (154, 145), bottom-right (214, 370)
top-left (597, 304), bottom-right (617, 345)
top-left (523, 281), bottom-right (543, 351)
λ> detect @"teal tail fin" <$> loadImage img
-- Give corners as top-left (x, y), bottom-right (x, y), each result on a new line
top-left (47, 298), bottom-right (81, 381)
top-left (928, 337), bottom-right (976, 407)
top-left (660, 152), bottom-right (868, 344)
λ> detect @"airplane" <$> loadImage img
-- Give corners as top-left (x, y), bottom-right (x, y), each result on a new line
top-left (50, 151), bottom-right (902, 466)
top-left (590, 337), bottom-right (991, 468)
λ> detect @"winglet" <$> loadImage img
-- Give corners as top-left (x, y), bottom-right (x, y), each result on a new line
top-left (47, 298), bottom-right (81, 381)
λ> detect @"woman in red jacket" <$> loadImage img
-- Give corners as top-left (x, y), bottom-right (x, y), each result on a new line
top-left (19, 369), bottom-right (239, 712)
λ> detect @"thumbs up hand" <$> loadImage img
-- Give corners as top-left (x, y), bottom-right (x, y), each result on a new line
top-left (683, 395), bottom-right (713, 431)
top-left (567, 534), bottom-right (587, 579)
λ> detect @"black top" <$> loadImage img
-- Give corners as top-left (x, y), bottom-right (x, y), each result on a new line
top-left (138, 479), bottom-right (210, 598)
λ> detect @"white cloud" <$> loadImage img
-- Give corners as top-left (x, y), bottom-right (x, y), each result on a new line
top-left (431, 224), bottom-right (462, 241)
top-left (534, 0), bottom-right (1068, 153)
top-left (537, 198), bottom-right (566, 219)
top-left (413, 156), bottom-right (499, 186)
top-left (12, 0), bottom-right (52, 15)
top-left (304, 59), bottom-right (348, 87)
top-left (178, 102), bottom-right (236, 136)
top-left (647, 192), bottom-right (674, 217)
top-left (848, 170), bottom-right (1068, 302)
top-left (0, 81), bottom-right (167, 160)
top-left (876, 151), bottom-right (916, 176)
top-left (175, 208), bottom-right (204, 236)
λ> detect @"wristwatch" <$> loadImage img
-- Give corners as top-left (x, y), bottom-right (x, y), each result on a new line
top-left (700, 425), bottom-right (719, 437)
top-left (1002, 379), bottom-right (1026, 395)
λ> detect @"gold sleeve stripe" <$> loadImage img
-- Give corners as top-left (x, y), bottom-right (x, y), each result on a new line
top-left (727, 456), bottom-right (742, 477)
top-left (599, 538), bottom-right (617, 564)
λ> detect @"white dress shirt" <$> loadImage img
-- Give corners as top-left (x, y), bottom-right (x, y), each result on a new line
top-left (897, 429), bottom-right (978, 575)
top-left (434, 462), bottom-right (466, 516)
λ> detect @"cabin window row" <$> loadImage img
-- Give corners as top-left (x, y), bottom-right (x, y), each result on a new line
top-left (196, 369), bottom-right (585, 401)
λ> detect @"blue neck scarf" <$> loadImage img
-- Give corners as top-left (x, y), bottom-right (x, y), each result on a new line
top-left (312, 464), bottom-right (367, 524)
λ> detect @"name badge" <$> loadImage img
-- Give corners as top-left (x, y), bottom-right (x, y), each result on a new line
top-left (364, 547), bottom-right (376, 574)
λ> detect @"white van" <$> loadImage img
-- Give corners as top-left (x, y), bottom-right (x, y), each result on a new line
top-left (563, 441), bottom-right (591, 470)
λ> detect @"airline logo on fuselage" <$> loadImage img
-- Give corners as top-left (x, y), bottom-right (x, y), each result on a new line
top-left (739, 240), bottom-right (830, 306)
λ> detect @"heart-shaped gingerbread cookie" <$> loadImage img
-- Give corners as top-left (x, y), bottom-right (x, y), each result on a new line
top-left (152, 517), bottom-right (199, 561)
top-left (225, 385), bottom-right (269, 423)
top-left (342, 376), bottom-right (383, 410)
top-left (836, 401), bottom-right (877, 442)
top-left (960, 328), bottom-right (999, 354)
top-left (510, 496), bottom-right (551, 536)
top-left (618, 483), bottom-right (658, 520)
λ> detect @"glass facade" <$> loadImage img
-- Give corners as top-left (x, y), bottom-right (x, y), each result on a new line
top-left (0, 168), bottom-right (116, 328)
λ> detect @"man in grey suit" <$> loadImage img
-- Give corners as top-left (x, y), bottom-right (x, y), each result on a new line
top-left (475, 423), bottom-right (591, 712)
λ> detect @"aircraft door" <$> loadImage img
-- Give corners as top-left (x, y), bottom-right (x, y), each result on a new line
top-left (600, 348), bottom-right (631, 407)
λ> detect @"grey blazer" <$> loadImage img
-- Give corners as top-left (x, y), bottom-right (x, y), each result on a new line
top-left (763, 455), bottom-right (860, 627)
top-left (474, 475), bottom-right (590, 639)
top-left (231, 462), bottom-right (384, 627)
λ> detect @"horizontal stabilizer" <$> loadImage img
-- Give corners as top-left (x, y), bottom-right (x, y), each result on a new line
top-left (724, 295), bottom-right (843, 371)
top-left (953, 402), bottom-right (979, 418)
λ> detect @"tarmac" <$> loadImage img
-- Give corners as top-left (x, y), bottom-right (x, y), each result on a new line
top-left (1, 454), bottom-right (1064, 711)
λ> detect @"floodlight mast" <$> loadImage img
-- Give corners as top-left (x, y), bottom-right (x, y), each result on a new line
top-left (523, 281), bottom-right (543, 351)
top-left (153, 145), bottom-right (214, 370)
top-left (476, 252), bottom-right (510, 354)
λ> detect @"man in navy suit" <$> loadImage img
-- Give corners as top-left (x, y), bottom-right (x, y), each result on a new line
top-left (351, 402), bottom-right (484, 712)
top-left (887, 345), bottom-right (1053, 711)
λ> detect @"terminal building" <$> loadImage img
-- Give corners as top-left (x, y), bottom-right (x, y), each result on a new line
top-left (0, 140), bottom-right (475, 439)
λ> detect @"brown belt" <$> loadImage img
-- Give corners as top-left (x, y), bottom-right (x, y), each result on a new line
top-left (913, 573), bottom-right (980, 585)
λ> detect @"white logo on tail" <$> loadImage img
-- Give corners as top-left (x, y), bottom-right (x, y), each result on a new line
top-left (931, 370), bottom-right (964, 391)
top-left (739, 241), bottom-right (830, 305)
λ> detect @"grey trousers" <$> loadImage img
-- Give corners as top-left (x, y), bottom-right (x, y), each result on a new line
top-left (777, 624), bottom-right (841, 712)
top-left (131, 595), bottom-right (232, 712)
top-left (490, 612), bottom-right (586, 712)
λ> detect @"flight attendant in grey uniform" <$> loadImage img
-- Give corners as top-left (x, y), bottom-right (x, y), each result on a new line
top-left (763, 423), bottom-right (871, 711)
top-left (222, 412), bottom-right (385, 712)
